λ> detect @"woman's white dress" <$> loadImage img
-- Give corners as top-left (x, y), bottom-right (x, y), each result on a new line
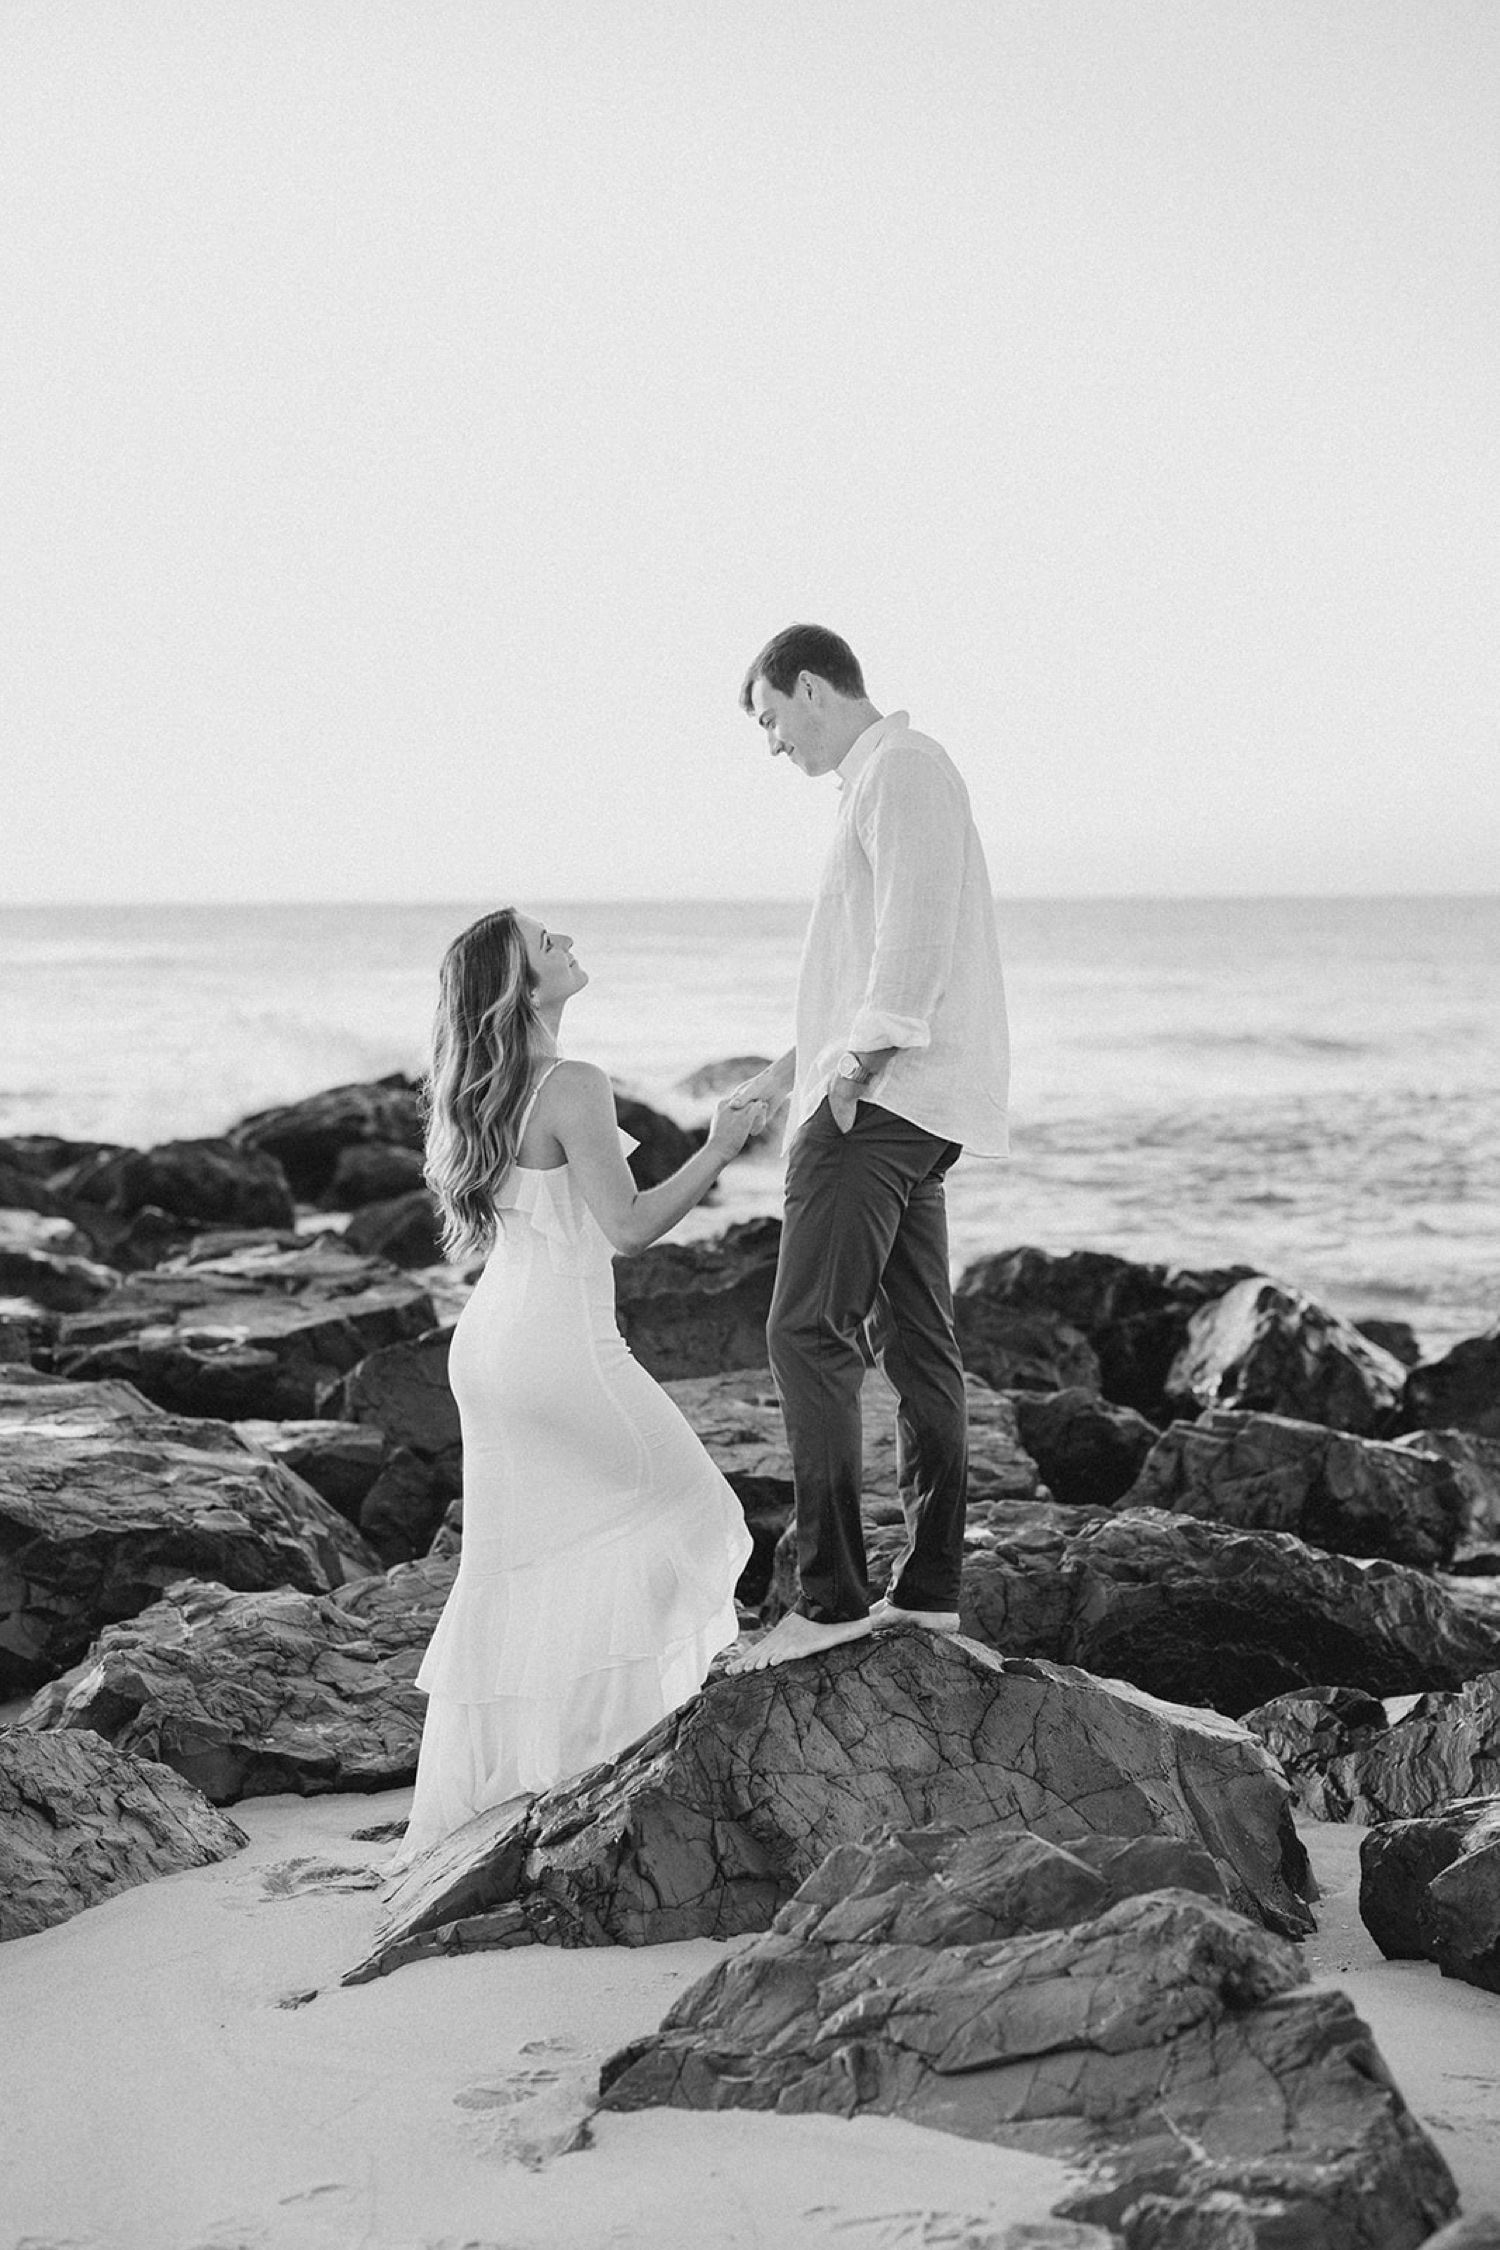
top-left (398, 1095), bottom-right (753, 1861)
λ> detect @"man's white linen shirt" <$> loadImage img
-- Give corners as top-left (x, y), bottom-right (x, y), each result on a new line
top-left (789, 711), bottom-right (1010, 1157)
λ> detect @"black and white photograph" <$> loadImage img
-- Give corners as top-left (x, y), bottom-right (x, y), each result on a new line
top-left (2, 5), bottom-right (1499, 2246)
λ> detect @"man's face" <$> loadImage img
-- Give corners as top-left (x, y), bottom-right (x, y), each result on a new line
top-left (749, 674), bottom-right (842, 778)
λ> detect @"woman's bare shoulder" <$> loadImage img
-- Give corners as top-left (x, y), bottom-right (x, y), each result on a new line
top-left (543, 1058), bottom-right (614, 1114)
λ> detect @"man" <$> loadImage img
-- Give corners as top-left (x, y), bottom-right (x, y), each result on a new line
top-left (725, 623), bottom-right (1009, 1674)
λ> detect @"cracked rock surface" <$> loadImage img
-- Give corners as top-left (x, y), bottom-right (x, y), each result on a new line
top-left (46, 1239), bottom-right (437, 1420)
top-left (0, 1381), bottom-right (379, 1695)
top-left (346, 1631), bottom-right (1312, 1983)
top-left (18, 1555), bottom-right (455, 1801)
top-left (1360, 1794), bottom-right (1500, 1996)
top-left (0, 1726), bottom-right (247, 1941)
top-left (1243, 1670), bottom-right (1500, 1825)
top-left (598, 1826), bottom-right (1456, 2250)
top-left (1125, 1408), bottom-right (1465, 1571)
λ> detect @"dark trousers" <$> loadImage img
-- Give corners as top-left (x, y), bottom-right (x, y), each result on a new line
top-left (768, 1098), bottom-right (967, 1623)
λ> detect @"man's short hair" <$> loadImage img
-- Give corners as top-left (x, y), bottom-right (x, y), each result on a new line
top-left (739, 623), bottom-right (867, 713)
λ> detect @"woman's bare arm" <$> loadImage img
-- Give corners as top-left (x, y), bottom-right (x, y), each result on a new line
top-left (542, 1060), bottom-right (762, 1254)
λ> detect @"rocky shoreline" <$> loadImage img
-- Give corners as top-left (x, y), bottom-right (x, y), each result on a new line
top-left (4, 1070), bottom-right (1500, 2248)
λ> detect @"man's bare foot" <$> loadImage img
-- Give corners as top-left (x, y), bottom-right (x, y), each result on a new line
top-left (868, 1597), bottom-right (962, 1635)
top-left (725, 1610), bottom-right (873, 1674)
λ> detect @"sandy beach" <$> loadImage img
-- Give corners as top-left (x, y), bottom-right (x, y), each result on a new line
top-left (2, 1783), bottom-right (1497, 2250)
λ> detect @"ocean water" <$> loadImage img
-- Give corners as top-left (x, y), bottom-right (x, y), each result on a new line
top-left (1, 897), bottom-right (1496, 1351)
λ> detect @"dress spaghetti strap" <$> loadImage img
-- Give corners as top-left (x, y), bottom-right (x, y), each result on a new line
top-left (515, 1057), bottom-right (563, 1146)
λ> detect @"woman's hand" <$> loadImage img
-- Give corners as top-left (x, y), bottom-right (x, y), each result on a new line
top-left (708, 1094), bottom-right (768, 1157)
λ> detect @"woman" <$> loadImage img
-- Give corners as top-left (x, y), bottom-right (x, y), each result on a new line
top-left (395, 906), bottom-right (762, 1863)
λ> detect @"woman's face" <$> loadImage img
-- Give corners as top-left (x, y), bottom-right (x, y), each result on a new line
top-left (516, 914), bottom-right (587, 1007)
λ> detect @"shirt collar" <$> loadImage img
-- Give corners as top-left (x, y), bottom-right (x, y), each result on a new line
top-left (835, 710), bottom-right (908, 790)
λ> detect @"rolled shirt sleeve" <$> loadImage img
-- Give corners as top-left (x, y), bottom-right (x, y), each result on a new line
top-left (845, 746), bottom-right (967, 1054)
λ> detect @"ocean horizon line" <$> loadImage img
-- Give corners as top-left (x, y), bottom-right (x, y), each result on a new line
top-left (3, 889), bottom-right (1498, 914)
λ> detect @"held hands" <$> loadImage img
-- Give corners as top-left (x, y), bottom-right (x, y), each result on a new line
top-left (708, 1093), bottom-right (769, 1158)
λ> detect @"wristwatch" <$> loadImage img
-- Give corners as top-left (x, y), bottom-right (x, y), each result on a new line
top-left (835, 1052), bottom-right (869, 1083)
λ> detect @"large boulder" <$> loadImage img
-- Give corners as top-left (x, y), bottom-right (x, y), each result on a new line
top-left (324, 1325), bottom-right (461, 1496)
top-left (1243, 1671), bottom-right (1500, 1826)
top-left (769, 1499), bottom-right (1500, 1718)
top-left (1124, 1409), bottom-right (1465, 1571)
top-left (0, 1728), bottom-right (247, 1941)
top-left (0, 1243), bottom-right (117, 1315)
top-left (232, 1416), bottom-right (389, 1522)
top-left (1402, 1325), bottom-right (1500, 1440)
top-left (953, 1300), bottom-right (1102, 1396)
top-left (954, 1248), bottom-right (1256, 1420)
top-left (19, 1556), bottom-right (455, 1802)
top-left (230, 1076), bottom-right (424, 1203)
top-left (1166, 1277), bottom-right (1408, 1435)
top-left (1010, 1387), bottom-right (1158, 1507)
top-left (344, 1188), bottom-right (444, 1270)
top-left (346, 1632), bottom-right (1313, 1983)
top-left (325, 1140), bottom-right (427, 1209)
top-left (55, 1136), bottom-right (296, 1232)
top-left (1360, 1796), bottom-right (1500, 1996)
top-left (615, 1218), bottom-right (780, 1379)
top-left (47, 1240), bottom-right (437, 1421)
top-left (600, 1830), bottom-right (1456, 2250)
top-left (1396, 1428), bottom-right (1500, 1569)
top-left (0, 1389), bottom-right (378, 1695)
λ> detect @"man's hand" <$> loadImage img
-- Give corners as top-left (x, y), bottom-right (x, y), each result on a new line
top-left (728, 1049), bottom-right (795, 1113)
top-left (827, 1045), bottom-right (897, 1135)
top-left (828, 1076), bottom-right (861, 1135)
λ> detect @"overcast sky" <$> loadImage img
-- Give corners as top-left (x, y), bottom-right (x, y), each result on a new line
top-left (3, 1), bottom-right (1497, 904)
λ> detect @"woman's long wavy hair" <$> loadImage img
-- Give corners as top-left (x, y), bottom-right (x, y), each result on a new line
top-left (424, 908), bottom-right (547, 1261)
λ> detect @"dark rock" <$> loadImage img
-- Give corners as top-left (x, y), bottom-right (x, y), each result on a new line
top-left (1167, 1277), bottom-right (1407, 1434)
top-left (346, 1632), bottom-right (1313, 1982)
top-left (1124, 1408), bottom-right (1465, 1570)
top-left (1245, 1670), bottom-right (1500, 1827)
top-left (951, 1509), bottom-right (1500, 1719)
top-left (0, 1245), bottom-right (118, 1315)
top-left (18, 1556), bottom-right (454, 1802)
top-left (599, 1842), bottom-right (1454, 2250)
top-left (1359, 1800), bottom-right (1477, 1961)
top-left (954, 1247), bottom-right (1257, 1419)
top-left (345, 1188), bottom-right (443, 1269)
top-left (1361, 1795), bottom-right (1500, 1996)
top-left (1011, 1387), bottom-right (1158, 1506)
top-left (1396, 1427), bottom-right (1500, 1570)
top-left (953, 1300), bottom-right (1102, 1395)
top-left (1355, 1318), bottom-right (1423, 1368)
top-left (49, 1241), bottom-right (436, 1421)
top-left (55, 1136), bottom-right (296, 1232)
top-left (325, 1140), bottom-right (428, 1208)
top-left (615, 1218), bottom-right (781, 1379)
top-left (357, 1445), bottom-right (447, 1564)
top-left (0, 1157), bottom-right (69, 1216)
top-left (1240, 1687), bottom-right (1394, 1821)
top-left (68, 1203), bottom-right (203, 1272)
top-left (0, 1395), bottom-right (378, 1694)
top-left (233, 1417), bottom-right (389, 1522)
top-left (324, 1325), bottom-right (461, 1494)
top-left (1404, 1326), bottom-right (1500, 1440)
top-left (0, 1727), bottom-right (247, 1940)
top-left (1, 1134), bottom-right (124, 1181)
top-left (230, 1075), bottom-right (424, 1203)
top-left (615, 1093), bottom-right (706, 1190)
